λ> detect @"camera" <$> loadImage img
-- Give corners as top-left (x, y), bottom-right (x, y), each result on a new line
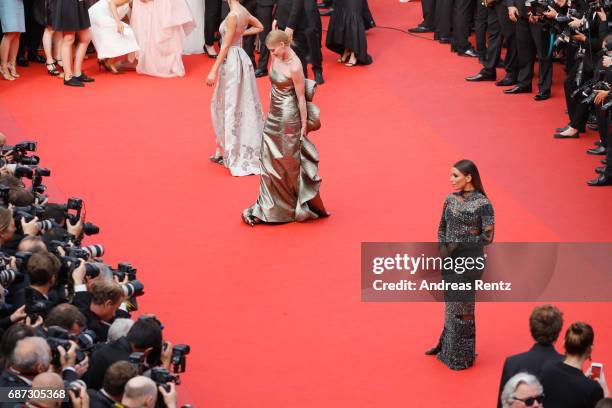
top-left (150, 367), bottom-right (180, 391)
top-left (46, 326), bottom-right (87, 367)
top-left (526, 0), bottom-right (556, 15)
top-left (114, 262), bottom-right (137, 282)
top-left (1, 141), bottom-right (40, 166)
top-left (83, 222), bottom-right (100, 236)
top-left (0, 266), bottom-right (24, 287)
top-left (171, 344), bottom-right (191, 373)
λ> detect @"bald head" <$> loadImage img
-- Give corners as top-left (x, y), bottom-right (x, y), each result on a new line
top-left (11, 337), bottom-right (51, 374)
top-left (122, 376), bottom-right (158, 408)
top-left (30, 372), bottom-right (64, 408)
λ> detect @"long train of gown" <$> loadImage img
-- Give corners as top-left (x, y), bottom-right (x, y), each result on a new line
top-left (88, 0), bottom-right (140, 59)
top-left (211, 9), bottom-right (264, 176)
top-left (183, 0), bottom-right (204, 54)
top-left (131, 0), bottom-right (195, 77)
top-left (243, 71), bottom-right (328, 223)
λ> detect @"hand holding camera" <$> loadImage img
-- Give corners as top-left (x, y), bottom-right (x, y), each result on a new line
top-left (158, 382), bottom-right (178, 408)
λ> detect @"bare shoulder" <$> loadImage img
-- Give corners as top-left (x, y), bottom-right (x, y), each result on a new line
top-left (289, 61), bottom-right (304, 78)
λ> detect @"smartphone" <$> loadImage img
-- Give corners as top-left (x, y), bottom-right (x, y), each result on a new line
top-left (590, 363), bottom-right (603, 380)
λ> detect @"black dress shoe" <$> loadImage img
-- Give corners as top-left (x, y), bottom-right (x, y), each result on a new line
top-left (587, 175), bottom-right (612, 186)
top-left (425, 345), bottom-right (441, 355)
top-left (28, 54), bottom-right (46, 64)
top-left (408, 26), bottom-right (434, 33)
top-left (458, 49), bottom-right (479, 57)
top-left (314, 70), bottom-right (324, 84)
top-left (320, 8), bottom-right (334, 16)
top-left (439, 37), bottom-right (452, 44)
top-left (64, 77), bottom-right (84, 87)
top-left (75, 73), bottom-right (95, 83)
top-left (596, 166), bottom-right (605, 174)
top-left (504, 86), bottom-right (532, 94)
top-left (534, 91), bottom-right (550, 101)
top-left (254, 68), bottom-right (268, 78)
top-left (554, 131), bottom-right (580, 139)
top-left (587, 146), bottom-right (606, 155)
top-left (466, 73), bottom-right (496, 82)
top-left (496, 77), bottom-right (517, 87)
top-left (16, 57), bottom-right (29, 67)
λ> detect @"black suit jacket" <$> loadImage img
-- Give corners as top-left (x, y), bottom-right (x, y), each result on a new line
top-left (83, 337), bottom-right (133, 390)
top-left (496, 344), bottom-right (563, 408)
top-left (276, 0), bottom-right (306, 30)
top-left (72, 291), bottom-right (130, 343)
top-left (88, 389), bottom-right (117, 408)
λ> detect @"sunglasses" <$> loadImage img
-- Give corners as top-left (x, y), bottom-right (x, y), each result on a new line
top-left (513, 394), bottom-right (544, 406)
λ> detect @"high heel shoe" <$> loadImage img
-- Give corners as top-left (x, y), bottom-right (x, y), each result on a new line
top-left (7, 63), bottom-right (19, 78)
top-left (204, 45), bottom-right (218, 59)
top-left (98, 59), bottom-right (121, 74)
top-left (209, 154), bottom-right (224, 165)
top-left (337, 51), bottom-right (350, 63)
top-left (45, 62), bottom-right (60, 76)
top-left (0, 67), bottom-right (15, 81)
top-left (424, 344), bottom-right (442, 355)
top-left (345, 54), bottom-right (357, 67)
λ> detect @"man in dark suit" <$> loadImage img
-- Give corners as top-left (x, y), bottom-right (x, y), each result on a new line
top-left (88, 361), bottom-right (138, 408)
top-left (254, 0), bottom-right (278, 78)
top-left (274, 0), bottom-right (310, 77)
top-left (304, 0), bottom-right (324, 84)
top-left (496, 305), bottom-right (564, 408)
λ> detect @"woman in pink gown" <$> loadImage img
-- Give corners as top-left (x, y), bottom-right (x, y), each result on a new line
top-left (131, 0), bottom-right (195, 77)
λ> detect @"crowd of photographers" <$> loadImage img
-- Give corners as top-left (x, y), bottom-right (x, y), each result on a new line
top-left (0, 133), bottom-right (191, 408)
top-left (409, 0), bottom-right (612, 186)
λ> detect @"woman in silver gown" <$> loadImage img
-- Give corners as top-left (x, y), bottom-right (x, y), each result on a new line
top-left (242, 30), bottom-right (328, 225)
top-left (206, 0), bottom-right (264, 177)
top-left (426, 159), bottom-right (495, 370)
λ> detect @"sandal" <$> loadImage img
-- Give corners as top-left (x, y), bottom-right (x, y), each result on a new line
top-left (0, 66), bottom-right (15, 81)
top-left (7, 63), bottom-right (19, 78)
top-left (337, 51), bottom-right (350, 63)
top-left (241, 209), bottom-right (262, 227)
top-left (54, 59), bottom-right (63, 68)
top-left (209, 154), bottom-right (224, 165)
top-left (45, 62), bottom-right (60, 76)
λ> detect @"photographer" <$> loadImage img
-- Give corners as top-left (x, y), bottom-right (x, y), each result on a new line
top-left (84, 317), bottom-right (170, 390)
top-left (88, 361), bottom-right (138, 408)
top-left (466, 0), bottom-right (519, 84)
top-left (11, 251), bottom-right (63, 318)
top-left (122, 376), bottom-right (177, 408)
top-left (504, 0), bottom-right (556, 99)
top-left (72, 273), bottom-right (128, 343)
top-left (554, 2), bottom-right (609, 138)
top-left (589, 45), bottom-right (612, 185)
top-left (26, 372), bottom-right (66, 408)
top-left (0, 207), bottom-right (40, 255)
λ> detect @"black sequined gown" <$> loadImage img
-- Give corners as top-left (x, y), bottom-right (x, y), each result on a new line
top-left (435, 190), bottom-right (494, 370)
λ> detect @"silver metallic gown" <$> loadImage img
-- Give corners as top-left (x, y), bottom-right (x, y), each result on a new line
top-left (243, 70), bottom-right (328, 223)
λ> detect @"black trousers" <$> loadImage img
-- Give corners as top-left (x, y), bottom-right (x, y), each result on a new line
top-left (563, 61), bottom-right (593, 132)
top-left (435, 0), bottom-right (453, 39)
top-left (451, 0), bottom-right (475, 52)
top-left (480, 0), bottom-right (517, 79)
top-left (475, 0), bottom-right (487, 55)
top-left (277, 23), bottom-right (309, 77)
top-left (516, 18), bottom-right (553, 92)
top-left (597, 105), bottom-right (608, 148)
top-left (18, 0), bottom-right (44, 59)
top-left (420, 0), bottom-right (437, 29)
top-left (205, 0), bottom-right (222, 46)
top-left (254, 3), bottom-right (274, 70)
top-left (305, 0), bottom-right (322, 73)
top-left (233, 0), bottom-right (258, 66)
top-left (605, 112), bottom-right (612, 176)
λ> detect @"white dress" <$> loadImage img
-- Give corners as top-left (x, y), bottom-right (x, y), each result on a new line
top-left (183, 0), bottom-right (204, 54)
top-left (89, 0), bottom-right (140, 59)
top-left (211, 8), bottom-right (264, 176)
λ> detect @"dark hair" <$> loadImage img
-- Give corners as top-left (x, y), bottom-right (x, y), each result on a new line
top-left (103, 361), bottom-right (138, 398)
top-left (41, 204), bottom-right (66, 225)
top-left (8, 189), bottom-right (34, 206)
top-left (26, 252), bottom-right (60, 286)
top-left (453, 159), bottom-right (487, 197)
top-left (596, 398), bottom-right (612, 408)
top-left (529, 305), bottom-right (564, 346)
top-left (564, 321), bottom-right (595, 356)
top-left (45, 304), bottom-right (86, 331)
top-left (127, 319), bottom-right (163, 366)
top-left (0, 324), bottom-right (35, 368)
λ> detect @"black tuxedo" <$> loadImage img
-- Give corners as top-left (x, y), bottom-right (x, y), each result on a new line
top-left (496, 344), bottom-right (563, 408)
top-left (253, 0), bottom-right (277, 70)
top-left (275, 0), bottom-right (309, 76)
top-left (84, 337), bottom-right (133, 390)
top-left (479, 0), bottom-right (517, 79)
top-left (205, 0), bottom-right (222, 46)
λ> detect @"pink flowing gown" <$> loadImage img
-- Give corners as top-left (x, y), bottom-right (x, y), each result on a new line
top-left (131, 0), bottom-right (195, 77)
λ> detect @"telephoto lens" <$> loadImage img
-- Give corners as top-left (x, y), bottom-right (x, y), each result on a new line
top-left (37, 219), bottom-right (59, 233)
top-left (121, 280), bottom-right (145, 297)
top-left (83, 222), bottom-right (100, 235)
top-left (84, 244), bottom-right (104, 258)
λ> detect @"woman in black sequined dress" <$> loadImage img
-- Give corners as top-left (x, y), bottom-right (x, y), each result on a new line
top-left (426, 159), bottom-right (495, 370)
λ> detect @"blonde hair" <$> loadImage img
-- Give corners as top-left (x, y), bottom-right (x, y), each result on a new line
top-left (265, 29), bottom-right (293, 47)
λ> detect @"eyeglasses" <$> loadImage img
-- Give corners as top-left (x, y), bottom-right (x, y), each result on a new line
top-left (513, 394), bottom-right (545, 406)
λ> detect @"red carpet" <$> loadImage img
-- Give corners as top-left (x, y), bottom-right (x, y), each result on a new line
top-left (1, 0), bottom-right (612, 405)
